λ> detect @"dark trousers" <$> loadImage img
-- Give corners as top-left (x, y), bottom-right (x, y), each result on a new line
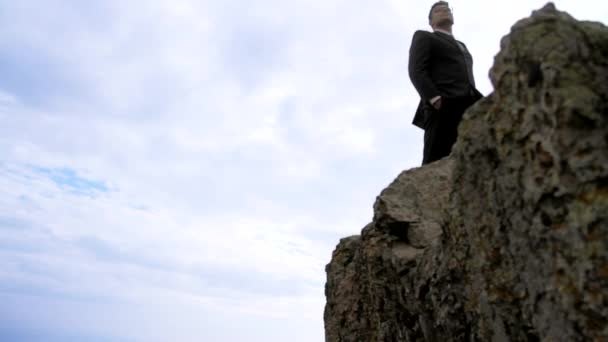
top-left (422, 95), bottom-right (479, 165)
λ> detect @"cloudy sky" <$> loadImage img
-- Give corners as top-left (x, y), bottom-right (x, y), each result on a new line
top-left (0, 1), bottom-right (605, 341)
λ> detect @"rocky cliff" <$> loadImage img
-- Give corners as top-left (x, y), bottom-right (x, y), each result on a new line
top-left (324, 4), bottom-right (608, 341)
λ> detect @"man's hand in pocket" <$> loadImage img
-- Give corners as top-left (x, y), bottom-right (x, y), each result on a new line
top-left (432, 97), bottom-right (442, 110)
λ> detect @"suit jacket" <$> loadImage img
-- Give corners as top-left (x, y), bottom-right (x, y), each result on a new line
top-left (408, 30), bottom-right (480, 129)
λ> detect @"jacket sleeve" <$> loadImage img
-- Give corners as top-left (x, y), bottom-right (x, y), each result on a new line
top-left (459, 41), bottom-right (477, 88)
top-left (408, 31), bottom-right (440, 103)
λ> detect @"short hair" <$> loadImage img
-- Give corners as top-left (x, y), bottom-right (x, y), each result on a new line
top-left (428, 1), bottom-right (449, 20)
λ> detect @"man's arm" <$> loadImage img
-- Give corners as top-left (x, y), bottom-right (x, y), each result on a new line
top-left (408, 31), bottom-right (441, 105)
top-left (459, 41), bottom-right (477, 88)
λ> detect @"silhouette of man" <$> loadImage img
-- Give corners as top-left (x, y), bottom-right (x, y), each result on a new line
top-left (408, 1), bottom-right (483, 164)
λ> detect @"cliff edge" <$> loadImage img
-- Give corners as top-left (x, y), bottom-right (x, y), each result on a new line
top-left (324, 4), bottom-right (608, 341)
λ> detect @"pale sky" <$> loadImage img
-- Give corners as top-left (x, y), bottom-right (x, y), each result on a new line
top-left (0, 1), bottom-right (605, 341)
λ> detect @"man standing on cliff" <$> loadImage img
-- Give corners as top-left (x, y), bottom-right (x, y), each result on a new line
top-left (408, 1), bottom-right (483, 165)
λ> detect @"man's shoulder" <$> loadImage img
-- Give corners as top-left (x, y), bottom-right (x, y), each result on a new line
top-left (411, 30), bottom-right (438, 44)
top-left (413, 30), bottom-right (434, 38)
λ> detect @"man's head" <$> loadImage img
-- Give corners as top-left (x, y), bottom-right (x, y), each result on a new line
top-left (428, 1), bottom-right (453, 29)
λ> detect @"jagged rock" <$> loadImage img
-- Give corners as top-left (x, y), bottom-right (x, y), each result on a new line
top-left (373, 158), bottom-right (451, 248)
top-left (324, 3), bottom-right (608, 341)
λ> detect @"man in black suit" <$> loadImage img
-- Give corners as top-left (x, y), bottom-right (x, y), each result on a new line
top-left (408, 1), bottom-right (483, 165)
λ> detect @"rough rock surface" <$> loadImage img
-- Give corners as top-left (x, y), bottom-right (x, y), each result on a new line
top-left (324, 4), bottom-right (608, 341)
